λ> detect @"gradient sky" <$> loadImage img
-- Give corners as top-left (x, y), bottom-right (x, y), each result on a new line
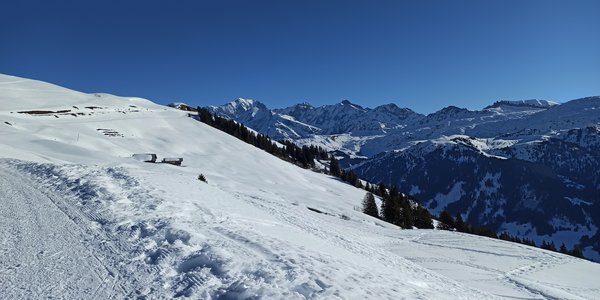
top-left (1, 0), bottom-right (599, 114)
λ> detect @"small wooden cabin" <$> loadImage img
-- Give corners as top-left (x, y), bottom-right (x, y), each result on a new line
top-left (132, 153), bottom-right (157, 163)
top-left (161, 157), bottom-right (183, 166)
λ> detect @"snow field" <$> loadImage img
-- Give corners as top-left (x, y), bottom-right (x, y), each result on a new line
top-left (1, 74), bottom-right (600, 299)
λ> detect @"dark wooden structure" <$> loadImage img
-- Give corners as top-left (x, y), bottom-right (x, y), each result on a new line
top-left (161, 158), bottom-right (183, 166)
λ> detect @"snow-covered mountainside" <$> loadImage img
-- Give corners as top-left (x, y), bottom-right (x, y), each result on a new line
top-left (1, 74), bottom-right (599, 299)
top-left (210, 96), bottom-right (600, 262)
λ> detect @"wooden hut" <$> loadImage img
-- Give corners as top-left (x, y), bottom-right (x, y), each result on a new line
top-left (161, 157), bottom-right (183, 166)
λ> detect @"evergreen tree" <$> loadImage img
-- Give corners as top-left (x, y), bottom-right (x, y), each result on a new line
top-left (361, 192), bottom-right (379, 218)
top-left (454, 213), bottom-right (466, 232)
top-left (329, 156), bottom-right (341, 177)
top-left (438, 210), bottom-right (455, 230)
top-left (381, 197), bottom-right (399, 224)
top-left (413, 206), bottom-right (434, 229)
top-left (378, 182), bottom-right (387, 198)
top-left (398, 197), bottom-right (414, 229)
top-left (197, 174), bottom-right (207, 183)
top-left (548, 241), bottom-right (557, 252)
top-left (389, 184), bottom-right (400, 199)
top-left (570, 246), bottom-right (584, 258)
top-left (559, 243), bottom-right (568, 254)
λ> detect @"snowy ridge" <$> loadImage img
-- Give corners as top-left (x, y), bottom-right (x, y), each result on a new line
top-left (1, 73), bottom-right (600, 299)
top-left (485, 99), bottom-right (560, 109)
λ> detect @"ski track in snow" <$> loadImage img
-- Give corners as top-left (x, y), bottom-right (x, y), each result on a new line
top-left (0, 163), bottom-right (122, 299)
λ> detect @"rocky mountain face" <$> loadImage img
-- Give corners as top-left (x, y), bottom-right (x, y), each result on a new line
top-left (208, 96), bottom-right (600, 261)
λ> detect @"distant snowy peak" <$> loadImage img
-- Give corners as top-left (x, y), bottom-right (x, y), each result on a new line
top-left (226, 98), bottom-right (268, 111)
top-left (485, 99), bottom-right (560, 110)
top-left (210, 98), bottom-right (269, 117)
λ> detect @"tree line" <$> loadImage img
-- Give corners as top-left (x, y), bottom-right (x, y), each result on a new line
top-left (437, 210), bottom-right (585, 259)
top-left (197, 107), bottom-right (328, 168)
top-left (361, 189), bottom-right (434, 229)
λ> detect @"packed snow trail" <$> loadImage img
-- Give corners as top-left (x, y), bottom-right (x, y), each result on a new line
top-left (0, 165), bottom-right (122, 299)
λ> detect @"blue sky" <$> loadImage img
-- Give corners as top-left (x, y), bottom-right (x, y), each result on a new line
top-left (1, 0), bottom-right (599, 114)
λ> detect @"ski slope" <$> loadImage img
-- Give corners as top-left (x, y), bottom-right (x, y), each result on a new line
top-left (1, 74), bottom-right (599, 299)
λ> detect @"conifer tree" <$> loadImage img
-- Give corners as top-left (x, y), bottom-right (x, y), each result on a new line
top-left (438, 210), bottom-right (455, 230)
top-left (329, 156), bottom-right (341, 177)
top-left (570, 247), bottom-right (584, 258)
top-left (378, 182), bottom-right (387, 198)
top-left (381, 197), bottom-right (398, 224)
top-left (413, 206), bottom-right (434, 229)
top-left (399, 197), bottom-right (414, 229)
top-left (454, 213), bottom-right (465, 232)
top-left (559, 243), bottom-right (568, 254)
top-left (361, 192), bottom-right (379, 218)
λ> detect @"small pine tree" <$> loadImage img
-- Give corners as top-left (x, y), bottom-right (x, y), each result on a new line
top-left (413, 206), bottom-right (434, 229)
top-left (559, 243), bottom-right (568, 254)
top-left (399, 197), bottom-right (414, 229)
top-left (198, 174), bottom-right (207, 183)
top-left (361, 192), bottom-right (379, 218)
top-left (454, 213), bottom-right (466, 232)
top-left (548, 241), bottom-right (557, 252)
top-left (438, 210), bottom-right (455, 230)
top-left (329, 156), bottom-right (341, 177)
top-left (378, 182), bottom-right (387, 198)
top-left (570, 247), bottom-right (584, 258)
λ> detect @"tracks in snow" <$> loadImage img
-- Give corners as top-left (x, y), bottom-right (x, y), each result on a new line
top-left (0, 159), bottom-right (172, 299)
top-left (0, 164), bottom-right (120, 299)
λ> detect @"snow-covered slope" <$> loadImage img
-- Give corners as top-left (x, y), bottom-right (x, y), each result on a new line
top-left (209, 94), bottom-right (600, 263)
top-left (1, 74), bottom-right (599, 299)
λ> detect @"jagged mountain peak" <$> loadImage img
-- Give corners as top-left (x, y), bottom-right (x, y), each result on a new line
top-left (297, 101), bottom-right (314, 109)
top-left (426, 106), bottom-right (474, 120)
top-left (282, 101), bottom-right (314, 111)
top-left (338, 99), bottom-right (366, 111)
top-left (227, 98), bottom-right (267, 111)
top-left (438, 105), bottom-right (471, 114)
top-left (373, 103), bottom-right (419, 116)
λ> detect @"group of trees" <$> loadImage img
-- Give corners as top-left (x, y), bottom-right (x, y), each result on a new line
top-left (329, 156), bottom-right (364, 188)
top-left (197, 107), bottom-right (328, 168)
top-left (540, 240), bottom-right (584, 258)
top-left (438, 210), bottom-right (498, 238)
top-left (361, 188), bottom-right (433, 230)
top-left (438, 210), bottom-right (585, 259)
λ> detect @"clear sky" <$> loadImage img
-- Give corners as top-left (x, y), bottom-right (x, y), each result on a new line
top-left (1, 0), bottom-right (599, 114)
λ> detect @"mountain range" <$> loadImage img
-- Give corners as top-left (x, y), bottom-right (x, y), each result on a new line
top-left (208, 96), bottom-right (600, 261)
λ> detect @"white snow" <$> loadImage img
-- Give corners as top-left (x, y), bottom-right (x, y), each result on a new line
top-left (1, 73), bottom-right (599, 299)
top-left (565, 197), bottom-right (592, 206)
top-left (426, 182), bottom-right (465, 216)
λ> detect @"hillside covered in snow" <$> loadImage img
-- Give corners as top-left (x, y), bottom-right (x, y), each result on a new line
top-left (1, 74), bottom-right (600, 299)
top-left (209, 95), bottom-right (600, 262)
